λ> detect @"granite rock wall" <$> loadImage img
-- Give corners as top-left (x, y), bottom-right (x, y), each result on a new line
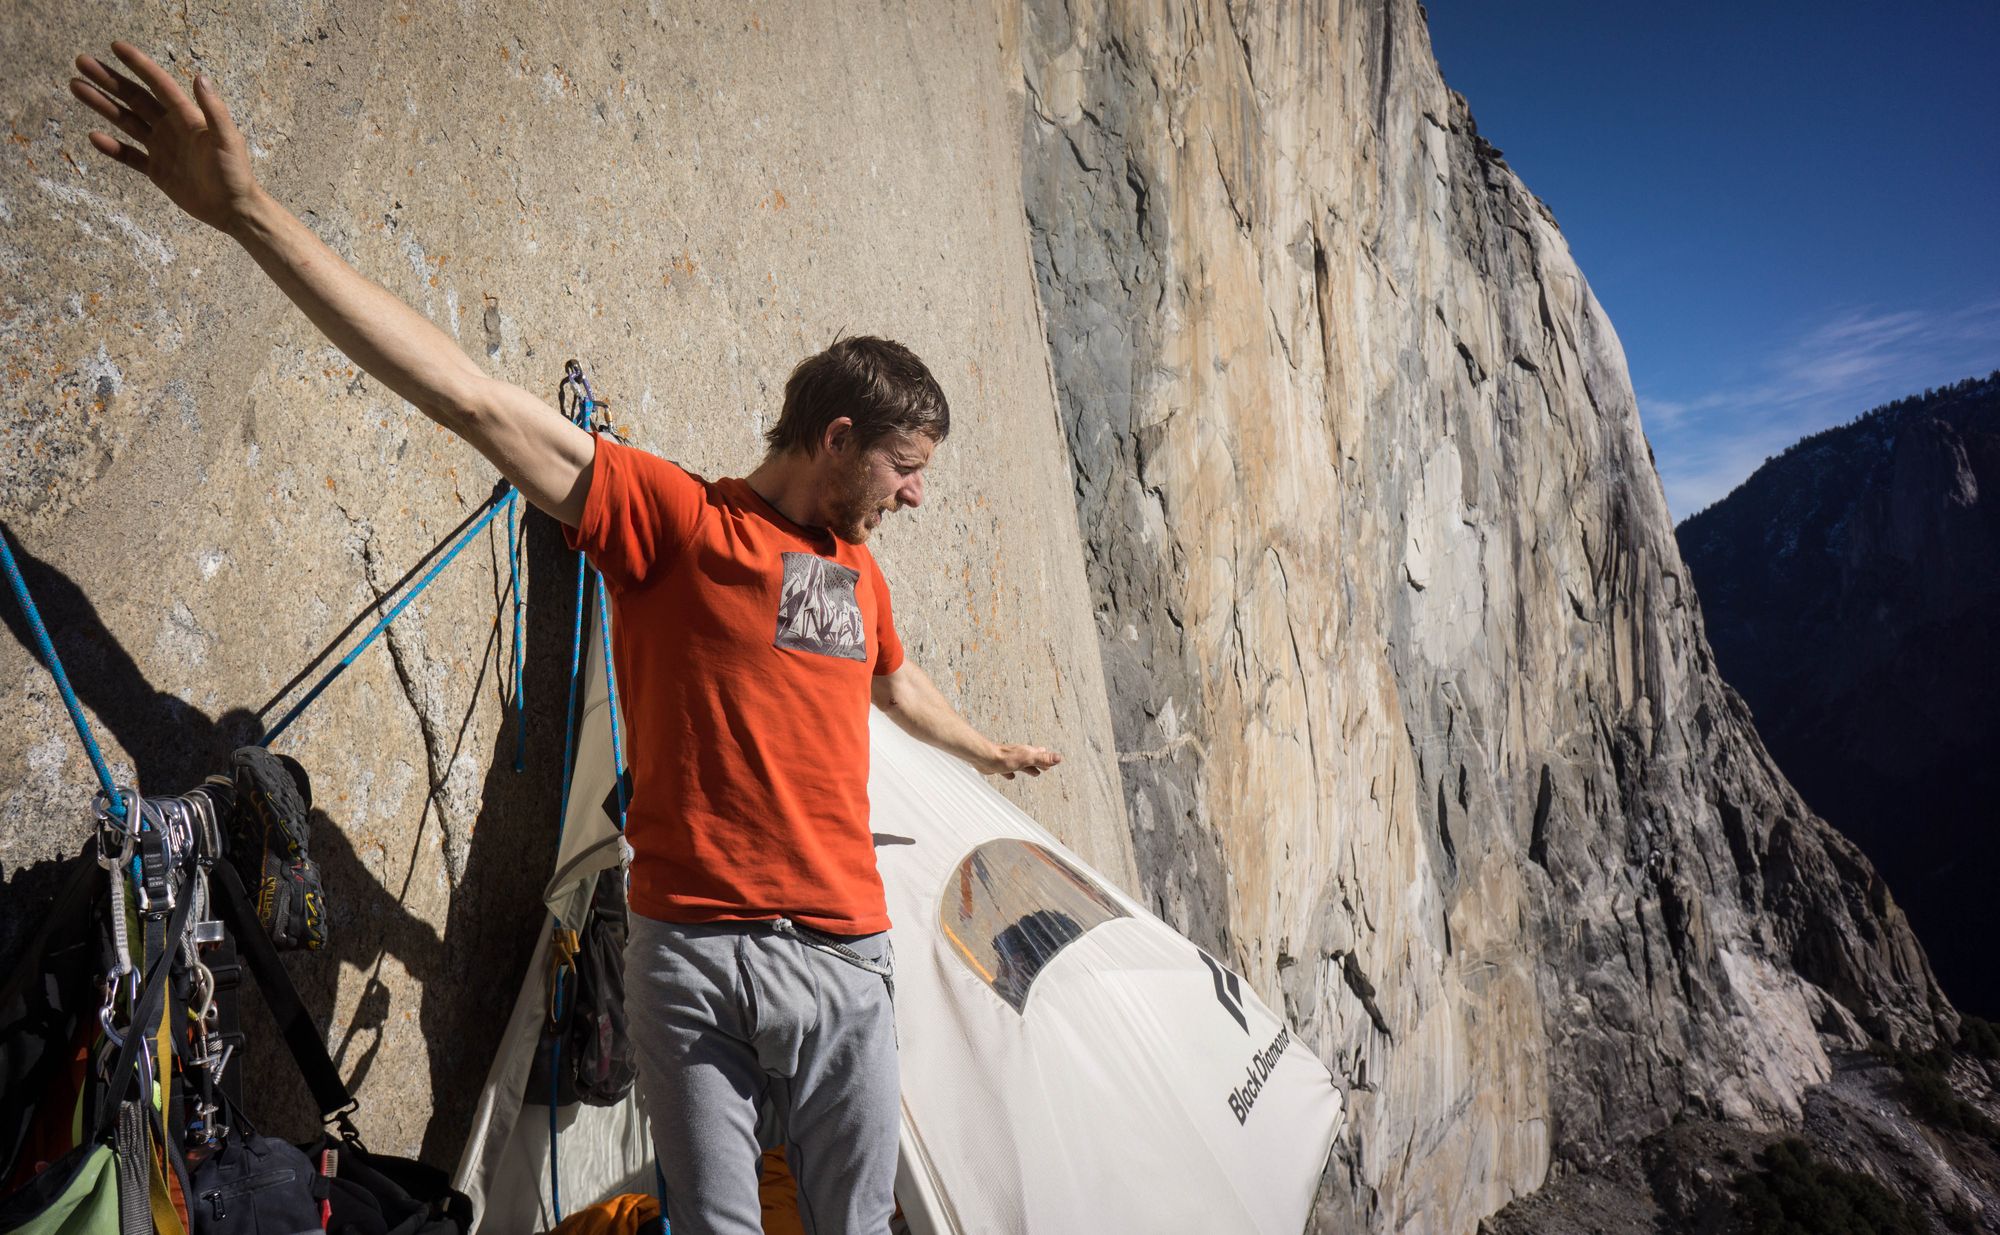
top-left (1014, 1), bottom-right (1952, 1229)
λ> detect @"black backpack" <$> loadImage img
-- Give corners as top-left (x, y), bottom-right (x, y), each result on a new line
top-left (301, 1132), bottom-right (472, 1235)
top-left (189, 1126), bottom-right (327, 1233)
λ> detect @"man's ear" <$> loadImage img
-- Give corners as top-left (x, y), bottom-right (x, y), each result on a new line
top-left (821, 415), bottom-right (857, 456)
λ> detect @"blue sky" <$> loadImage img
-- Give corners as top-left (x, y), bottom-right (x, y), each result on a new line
top-left (1425, 3), bottom-right (2000, 520)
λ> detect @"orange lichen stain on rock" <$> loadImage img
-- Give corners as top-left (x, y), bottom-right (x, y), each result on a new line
top-left (396, 12), bottom-right (412, 24)
top-left (662, 251), bottom-right (698, 284)
top-left (6, 125), bottom-right (30, 146)
top-left (325, 476), bottom-right (337, 492)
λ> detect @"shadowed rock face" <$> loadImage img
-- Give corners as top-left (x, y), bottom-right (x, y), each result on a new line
top-left (1016, 1), bottom-right (1952, 1229)
top-left (1678, 375), bottom-right (2000, 1020)
top-left (0, 0), bottom-right (1962, 1228)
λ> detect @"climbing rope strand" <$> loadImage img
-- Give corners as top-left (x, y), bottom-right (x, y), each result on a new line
top-left (508, 490), bottom-right (528, 773)
top-left (553, 358), bottom-right (597, 825)
top-left (595, 575), bottom-right (628, 830)
top-left (259, 484), bottom-right (514, 748)
top-left (1, 528), bottom-right (130, 818)
top-left (555, 552), bottom-right (590, 831)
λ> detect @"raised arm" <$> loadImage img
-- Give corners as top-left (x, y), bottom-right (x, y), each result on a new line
top-left (871, 661), bottom-right (1062, 779)
top-left (68, 42), bottom-right (594, 525)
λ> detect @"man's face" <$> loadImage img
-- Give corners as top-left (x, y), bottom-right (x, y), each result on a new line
top-left (825, 428), bottom-right (935, 543)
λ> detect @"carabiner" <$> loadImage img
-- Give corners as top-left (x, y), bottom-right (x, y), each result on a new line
top-left (97, 969), bottom-right (131, 1049)
top-left (92, 787), bottom-right (137, 871)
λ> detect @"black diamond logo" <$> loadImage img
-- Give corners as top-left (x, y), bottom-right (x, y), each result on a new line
top-left (1199, 949), bottom-right (1248, 1033)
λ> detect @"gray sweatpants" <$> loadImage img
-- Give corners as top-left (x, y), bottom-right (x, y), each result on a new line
top-left (624, 914), bottom-right (900, 1235)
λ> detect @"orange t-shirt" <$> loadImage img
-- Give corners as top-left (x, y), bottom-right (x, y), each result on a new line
top-left (566, 435), bottom-right (904, 933)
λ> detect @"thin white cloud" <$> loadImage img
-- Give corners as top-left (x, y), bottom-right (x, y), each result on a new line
top-left (1641, 299), bottom-right (2000, 520)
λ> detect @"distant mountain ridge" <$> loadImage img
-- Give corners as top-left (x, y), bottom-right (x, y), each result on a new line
top-left (1678, 372), bottom-right (2000, 1018)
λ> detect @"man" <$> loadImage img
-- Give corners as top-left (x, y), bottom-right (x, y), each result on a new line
top-left (67, 42), bottom-right (1060, 1234)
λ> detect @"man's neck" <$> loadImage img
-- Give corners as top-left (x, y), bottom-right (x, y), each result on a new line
top-left (744, 451), bottom-right (829, 530)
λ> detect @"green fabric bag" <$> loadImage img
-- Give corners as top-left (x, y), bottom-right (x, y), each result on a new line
top-left (0, 1144), bottom-right (118, 1235)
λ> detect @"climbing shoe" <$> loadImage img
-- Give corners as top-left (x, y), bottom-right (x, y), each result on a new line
top-left (226, 746), bottom-right (329, 952)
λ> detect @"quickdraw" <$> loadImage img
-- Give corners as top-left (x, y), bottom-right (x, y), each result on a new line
top-left (94, 787), bottom-right (138, 1054)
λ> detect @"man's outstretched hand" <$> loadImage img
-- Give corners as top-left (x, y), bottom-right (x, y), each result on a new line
top-left (69, 42), bottom-right (260, 233)
top-left (980, 744), bottom-right (1063, 780)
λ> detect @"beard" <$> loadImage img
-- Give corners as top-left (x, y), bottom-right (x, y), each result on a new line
top-left (828, 458), bottom-right (890, 543)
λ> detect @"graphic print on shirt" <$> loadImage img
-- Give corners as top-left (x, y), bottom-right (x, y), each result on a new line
top-left (774, 552), bottom-right (867, 662)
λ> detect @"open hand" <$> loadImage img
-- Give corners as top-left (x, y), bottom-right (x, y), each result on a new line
top-left (980, 743), bottom-right (1063, 779)
top-left (69, 42), bottom-right (260, 233)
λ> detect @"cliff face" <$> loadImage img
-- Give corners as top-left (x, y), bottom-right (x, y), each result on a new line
top-left (1, 0), bottom-right (1134, 1160)
top-left (1014, 1), bottom-right (1952, 1228)
top-left (1678, 375), bottom-right (2000, 1020)
top-left (0, 0), bottom-right (1964, 1230)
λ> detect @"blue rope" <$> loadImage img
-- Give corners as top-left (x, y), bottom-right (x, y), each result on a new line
top-left (555, 553), bottom-right (590, 833)
top-left (544, 362), bottom-right (598, 1221)
top-left (595, 575), bottom-right (627, 830)
top-left (508, 491), bottom-right (527, 773)
top-left (260, 486), bottom-right (513, 748)
top-left (0, 527), bottom-right (128, 818)
top-left (553, 359), bottom-right (599, 830)
top-left (567, 367), bottom-right (667, 1230)
top-left (546, 361), bottom-right (663, 1225)
top-left (655, 1160), bottom-right (671, 1233)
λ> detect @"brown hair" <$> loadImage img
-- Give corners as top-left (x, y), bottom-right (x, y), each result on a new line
top-left (764, 336), bottom-right (951, 456)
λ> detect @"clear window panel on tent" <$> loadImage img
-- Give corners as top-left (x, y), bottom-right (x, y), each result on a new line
top-left (938, 839), bottom-right (1128, 1012)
